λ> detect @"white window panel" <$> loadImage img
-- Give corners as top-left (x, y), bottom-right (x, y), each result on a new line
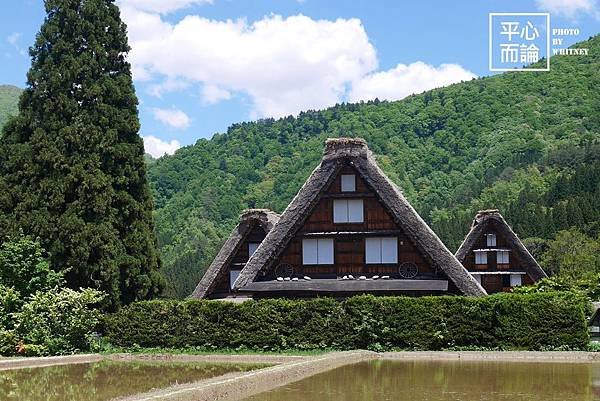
top-left (302, 239), bottom-right (318, 265)
top-left (347, 199), bottom-right (364, 222)
top-left (317, 238), bottom-right (334, 264)
top-left (486, 233), bottom-right (497, 247)
top-left (475, 250), bottom-right (488, 264)
top-left (497, 250), bottom-right (510, 264)
top-left (333, 199), bottom-right (348, 223)
top-left (510, 274), bottom-right (522, 286)
top-left (472, 274), bottom-right (482, 284)
top-left (333, 199), bottom-right (363, 223)
top-left (381, 237), bottom-right (398, 263)
top-left (248, 242), bottom-right (260, 257)
top-left (303, 238), bottom-right (333, 265)
top-left (366, 237), bottom-right (398, 264)
top-left (229, 270), bottom-right (241, 289)
top-left (365, 238), bottom-right (381, 264)
top-left (341, 174), bottom-right (356, 192)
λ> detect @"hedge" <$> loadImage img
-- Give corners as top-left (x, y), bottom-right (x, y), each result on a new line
top-left (103, 292), bottom-right (589, 351)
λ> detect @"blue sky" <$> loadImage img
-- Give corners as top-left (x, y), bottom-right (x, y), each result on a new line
top-left (1, 0), bottom-right (598, 157)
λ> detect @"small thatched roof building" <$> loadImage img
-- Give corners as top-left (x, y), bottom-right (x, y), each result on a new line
top-left (233, 138), bottom-right (486, 297)
top-left (455, 209), bottom-right (547, 293)
top-left (191, 208), bottom-right (279, 299)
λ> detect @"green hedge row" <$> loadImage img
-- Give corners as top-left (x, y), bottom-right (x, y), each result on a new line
top-left (103, 293), bottom-right (589, 351)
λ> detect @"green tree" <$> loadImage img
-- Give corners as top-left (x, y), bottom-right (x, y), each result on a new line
top-left (541, 229), bottom-right (600, 278)
top-left (0, 235), bottom-right (62, 298)
top-left (0, 0), bottom-right (163, 307)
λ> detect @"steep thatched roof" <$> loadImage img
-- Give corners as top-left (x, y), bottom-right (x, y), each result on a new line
top-left (233, 138), bottom-right (486, 296)
top-left (455, 209), bottom-right (547, 281)
top-left (190, 209), bottom-right (280, 299)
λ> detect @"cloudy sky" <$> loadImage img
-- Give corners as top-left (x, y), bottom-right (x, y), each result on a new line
top-left (1, 0), bottom-right (599, 157)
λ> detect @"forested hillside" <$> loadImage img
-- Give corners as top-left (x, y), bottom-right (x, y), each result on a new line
top-left (150, 35), bottom-right (598, 297)
top-left (0, 85), bottom-right (21, 130)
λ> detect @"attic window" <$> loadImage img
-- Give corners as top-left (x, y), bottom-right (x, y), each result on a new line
top-left (248, 242), bottom-right (260, 257)
top-left (474, 250), bottom-right (488, 265)
top-left (341, 174), bottom-right (356, 192)
top-left (333, 199), bottom-right (363, 223)
top-left (486, 233), bottom-right (497, 247)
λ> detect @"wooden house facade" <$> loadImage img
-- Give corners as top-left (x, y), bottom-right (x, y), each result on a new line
top-left (191, 209), bottom-right (279, 299)
top-left (455, 210), bottom-right (547, 294)
top-left (230, 138), bottom-right (486, 298)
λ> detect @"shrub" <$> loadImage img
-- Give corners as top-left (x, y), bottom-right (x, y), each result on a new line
top-left (12, 288), bottom-right (105, 356)
top-left (104, 292), bottom-right (588, 351)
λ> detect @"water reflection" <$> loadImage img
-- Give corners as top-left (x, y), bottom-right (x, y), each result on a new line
top-left (0, 360), bottom-right (268, 401)
top-left (246, 359), bottom-right (600, 401)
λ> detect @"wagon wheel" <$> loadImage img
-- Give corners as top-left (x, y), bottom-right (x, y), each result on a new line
top-left (398, 262), bottom-right (418, 279)
top-left (275, 263), bottom-right (294, 278)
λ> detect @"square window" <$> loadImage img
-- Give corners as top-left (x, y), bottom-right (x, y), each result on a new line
top-left (497, 250), bottom-right (509, 264)
top-left (475, 250), bottom-right (488, 265)
top-left (486, 233), bottom-right (497, 247)
top-left (510, 274), bottom-right (522, 286)
top-left (333, 199), bottom-right (363, 223)
top-left (366, 237), bottom-right (398, 264)
top-left (341, 174), bottom-right (356, 192)
top-left (302, 238), bottom-right (334, 265)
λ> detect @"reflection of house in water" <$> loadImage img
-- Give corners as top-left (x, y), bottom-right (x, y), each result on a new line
top-left (455, 210), bottom-right (547, 294)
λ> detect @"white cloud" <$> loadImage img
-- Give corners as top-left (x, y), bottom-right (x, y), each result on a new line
top-left (535, 0), bottom-right (598, 18)
top-left (349, 62), bottom-right (476, 103)
top-left (121, 10), bottom-right (377, 118)
top-left (118, 0), bottom-right (212, 15)
top-left (201, 85), bottom-right (231, 104)
top-left (7, 32), bottom-right (21, 45)
top-left (142, 135), bottom-right (181, 158)
top-left (152, 107), bottom-right (191, 129)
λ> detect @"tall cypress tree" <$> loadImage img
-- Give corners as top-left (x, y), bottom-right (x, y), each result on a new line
top-left (0, 0), bottom-right (164, 307)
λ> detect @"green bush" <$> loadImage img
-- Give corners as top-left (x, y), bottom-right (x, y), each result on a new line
top-left (11, 288), bottom-right (105, 356)
top-left (104, 292), bottom-right (588, 351)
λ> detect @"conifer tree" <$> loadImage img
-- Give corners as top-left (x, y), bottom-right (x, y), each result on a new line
top-left (0, 0), bottom-right (164, 307)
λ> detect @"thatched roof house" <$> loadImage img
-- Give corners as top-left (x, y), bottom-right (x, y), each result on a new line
top-left (191, 208), bottom-right (279, 299)
top-left (455, 209), bottom-right (547, 293)
top-left (233, 138), bottom-right (486, 297)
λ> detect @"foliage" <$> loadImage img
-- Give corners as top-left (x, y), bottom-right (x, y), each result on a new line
top-left (540, 229), bottom-right (600, 278)
top-left (514, 273), bottom-right (600, 302)
top-left (104, 293), bottom-right (589, 351)
top-left (0, 234), bottom-right (63, 298)
top-left (147, 35), bottom-right (600, 298)
top-left (0, 85), bottom-right (21, 130)
top-left (0, 284), bottom-right (21, 328)
top-left (9, 288), bottom-right (105, 356)
top-left (0, 0), bottom-right (164, 307)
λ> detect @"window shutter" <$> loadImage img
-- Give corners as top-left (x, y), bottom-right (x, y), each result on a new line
top-left (341, 174), bottom-right (356, 192)
top-left (302, 239), bottom-right (318, 265)
top-left (347, 199), bottom-right (364, 222)
top-left (318, 238), bottom-right (334, 264)
top-left (365, 238), bottom-right (381, 264)
top-left (333, 200), bottom-right (348, 223)
top-left (380, 237), bottom-right (398, 263)
top-left (248, 242), bottom-right (260, 257)
top-left (229, 270), bottom-right (241, 289)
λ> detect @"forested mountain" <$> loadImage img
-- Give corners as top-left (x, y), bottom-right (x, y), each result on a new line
top-left (0, 85), bottom-right (21, 130)
top-left (153, 35), bottom-right (598, 297)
